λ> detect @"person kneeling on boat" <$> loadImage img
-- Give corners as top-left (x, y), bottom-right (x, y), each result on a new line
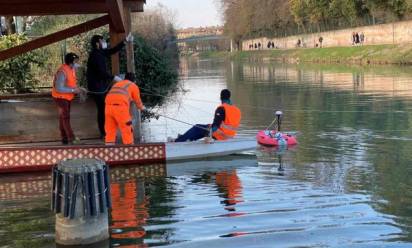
top-left (174, 89), bottom-right (241, 142)
top-left (105, 72), bottom-right (145, 145)
top-left (52, 53), bottom-right (82, 145)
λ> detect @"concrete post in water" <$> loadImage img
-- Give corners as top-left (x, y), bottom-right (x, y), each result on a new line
top-left (51, 159), bottom-right (111, 246)
top-left (131, 102), bottom-right (142, 143)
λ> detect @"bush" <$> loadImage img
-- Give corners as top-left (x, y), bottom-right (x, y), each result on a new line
top-left (29, 15), bottom-right (106, 88)
top-left (123, 35), bottom-right (178, 107)
top-left (116, 34), bottom-right (179, 120)
top-left (0, 34), bottom-right (45, 93)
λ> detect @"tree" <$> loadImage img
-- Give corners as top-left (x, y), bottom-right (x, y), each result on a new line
top-left (290, 0), bottom-right (308, 32)
top-left (219, 0), bottom-right (412, 40)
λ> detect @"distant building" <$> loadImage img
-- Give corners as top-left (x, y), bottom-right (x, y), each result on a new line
top-left (177, 26), bottom-right (224, 40)
top-left (176, 26), bottom-right (228, 54)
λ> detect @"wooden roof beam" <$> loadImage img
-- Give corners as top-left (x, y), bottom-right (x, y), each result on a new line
top-left (0, 3), bottom-right (108, 16)
top-left (0, 0), bottom-right (144, 15)
top-left (0, 15), bottom-right (110, 61)
top-left (106, 0), bottom-right (126, 33)
top-left (0, 0), bottom-right (95, 3)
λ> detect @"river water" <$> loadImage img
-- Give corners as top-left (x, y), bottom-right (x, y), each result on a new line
top-left (1, 57), bottom-right (412, 247)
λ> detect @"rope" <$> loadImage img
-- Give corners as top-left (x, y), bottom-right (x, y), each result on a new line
top-left (86, 87), bottom-right (111, 95)
top-left (265, 118), bottom-right (278, 131)
top-left (153, 112), bottom-right (210, 132)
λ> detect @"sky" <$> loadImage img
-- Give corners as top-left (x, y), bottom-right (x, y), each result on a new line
top-left (146, 0), bottom-right (223, 29)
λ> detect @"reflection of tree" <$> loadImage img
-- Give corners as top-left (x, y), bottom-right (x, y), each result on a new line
top-left (226, 59), bottom-right (412, 166)
top-left (144, 177), bottom-right (180, 242)
top-left (0, 202), bottom-right (54, 247)
top-left (367, 141), bottom-right (412, 240)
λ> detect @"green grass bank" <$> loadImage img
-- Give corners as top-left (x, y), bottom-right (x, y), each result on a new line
top-left (197, 44), bottom-right (412, 65)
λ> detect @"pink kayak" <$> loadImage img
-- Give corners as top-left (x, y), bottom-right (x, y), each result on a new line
top-left (256, 130), bottom-right (298, 147)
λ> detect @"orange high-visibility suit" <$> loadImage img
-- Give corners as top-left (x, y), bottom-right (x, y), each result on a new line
top-left (105, 80), bottom-right (144, 145)
top-left (212, 103), bottom-right (241, 140)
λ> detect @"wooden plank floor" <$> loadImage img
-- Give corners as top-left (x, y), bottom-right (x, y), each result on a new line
top-left (0, 141), bottom-right (166, 173)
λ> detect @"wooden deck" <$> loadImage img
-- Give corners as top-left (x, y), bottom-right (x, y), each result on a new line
top-left (0, 141), bottom-right (165, 174)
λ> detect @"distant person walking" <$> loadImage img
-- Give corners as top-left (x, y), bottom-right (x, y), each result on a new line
top-left (360, 32), bottom-right (365, 45)
top-left (355, 32), bottom-right (360, 45)
top-left (319, 36), bottom-right (323, 48)
top-left (352, 32), bottom-right (356, 46)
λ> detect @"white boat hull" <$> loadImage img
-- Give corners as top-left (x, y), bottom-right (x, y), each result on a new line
top-left (166, 138), bottom-right (257, 162)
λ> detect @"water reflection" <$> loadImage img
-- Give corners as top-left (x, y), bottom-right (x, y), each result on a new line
top-left (223, 58), bottom-right (412, 243)
top-left (257, 146), bottom-right (288, 175)
top-left (111, 180), bottom-right (148, 245)
top-left (3, 58), bottom-right (412, 246)
top-left (0, 164), bottom-right (166, 248)
top-left (215, 170), bottom-right (244, 212)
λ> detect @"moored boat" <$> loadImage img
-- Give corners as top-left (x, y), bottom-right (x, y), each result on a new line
top-left (166, 137), bottom-right (257, 162)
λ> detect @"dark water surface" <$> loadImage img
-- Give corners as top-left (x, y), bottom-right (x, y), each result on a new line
top-left (2, 58), bottom-right (412, 247)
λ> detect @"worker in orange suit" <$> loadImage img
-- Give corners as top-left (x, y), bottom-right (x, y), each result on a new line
top-left (105, 72), bottom-right (145, 145)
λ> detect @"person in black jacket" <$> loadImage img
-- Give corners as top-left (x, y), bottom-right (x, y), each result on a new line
top-left (87, 34), bottom-right (133, 138)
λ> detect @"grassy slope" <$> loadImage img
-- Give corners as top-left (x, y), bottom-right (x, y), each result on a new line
top-left (198, 44), bottom-right (412, 65)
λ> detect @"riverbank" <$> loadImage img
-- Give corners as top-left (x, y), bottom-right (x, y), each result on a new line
top-left (197, 44), bottom-right (412, 65)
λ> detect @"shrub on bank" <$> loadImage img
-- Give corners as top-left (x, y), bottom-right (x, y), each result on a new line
top-left (131, 35), bottom-right (178, 107)
top-left (0, 34), bottom-right (45, 93)
top-left (1, 15), bottom-right (179, 116)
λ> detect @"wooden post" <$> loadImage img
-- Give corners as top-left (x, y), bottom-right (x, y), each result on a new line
top-left (109, 24), bottom-right (122, 76)
top-left (124, 6), bottom-right (135, 73)
top-left (124, 6), bottom-right (141, 143)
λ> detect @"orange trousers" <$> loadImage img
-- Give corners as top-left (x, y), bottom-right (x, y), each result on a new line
top-left (105, 105), bottom-right (133, 144)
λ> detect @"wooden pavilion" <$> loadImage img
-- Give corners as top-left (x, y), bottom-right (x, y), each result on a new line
top-left (0, 0), bottom-right (162, 174)
top-left (0, 0), bottom-right (146, 74)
